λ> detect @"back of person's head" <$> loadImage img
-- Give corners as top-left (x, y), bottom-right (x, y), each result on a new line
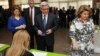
top-left (6, 30), bottom-right (30, 56)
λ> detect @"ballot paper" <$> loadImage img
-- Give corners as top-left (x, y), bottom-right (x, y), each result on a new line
top-left (0, 44), bottom-right (4, 48)
top-left (32, 52), bottom-right (47, 56)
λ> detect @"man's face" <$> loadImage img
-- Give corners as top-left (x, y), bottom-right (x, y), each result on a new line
top-left (41, 6), bottom-right (49, 14)
top-left (28, 0), bottom-right (34, 8)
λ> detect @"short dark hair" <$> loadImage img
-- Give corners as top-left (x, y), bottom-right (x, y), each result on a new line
top-left (11, 5), bottom-right (22, 17)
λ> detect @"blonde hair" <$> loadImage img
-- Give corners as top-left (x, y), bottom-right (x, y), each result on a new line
top-left (75, 5), bottom-right (92, 18)
top-left (6, 30), bottom-right (30, 56)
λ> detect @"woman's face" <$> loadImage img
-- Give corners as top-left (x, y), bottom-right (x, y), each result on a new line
top-left (14, 9), bottom-right (20, 16)
top-left (80, 11), bottom-right (89, 20)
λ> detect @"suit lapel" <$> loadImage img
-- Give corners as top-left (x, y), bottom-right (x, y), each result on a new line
top-left (46, 13), bottom-right (51, 29)
top-left (34, 7), bottom-right (36, 16)
top-left (39, 14), bottom-right (44, 28)
top-left (27, 8), bottom-right (30, 23)
top-left (27, 8), bottom-right (30, 18)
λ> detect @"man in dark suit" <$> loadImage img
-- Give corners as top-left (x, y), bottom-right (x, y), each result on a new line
top-left (92, 6), bottom-right (99, 25)
top-left (23, 0), bottom-right (40, 49)
top-left (35, 2), bottom-right (58, 52)
top-left (66, 6), bottom-right (72, 28)
top-left (62, 7), bottom-right (67, 28)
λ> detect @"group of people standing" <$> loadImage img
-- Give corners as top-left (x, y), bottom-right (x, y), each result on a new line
top-left (6, 0), bottom-right (95, 56)
top-left (58, 6), bottom-right (76, 28)
top-left (7, 0), bottom-right (57, 56)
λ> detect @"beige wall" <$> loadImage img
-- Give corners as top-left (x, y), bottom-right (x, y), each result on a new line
top-left (0, 0), bottom-right (9, 9)
top-left (93, 0), bottom-right (100, 7)
top-left (48, 0), bottom-right (92, 10)
top-left (14, 0), bottom-right (41, 5)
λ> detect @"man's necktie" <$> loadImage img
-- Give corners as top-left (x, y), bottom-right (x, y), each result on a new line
top-left (43, 15), bottom-right (46, 29)
top-left (42, 15), bottom-right (47, 36)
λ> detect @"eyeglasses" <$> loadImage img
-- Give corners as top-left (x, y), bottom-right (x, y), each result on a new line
top-left (42, 8), bottom-right (49, 10)
top-left (28, 3), bottom-right (34, 4)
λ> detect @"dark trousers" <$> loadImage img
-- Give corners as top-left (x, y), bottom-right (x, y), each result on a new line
top-left (11, 31), bottom-right (16, 39)
top-left (12, 31), bottom-right (16, 35)
top-left (93, 15), bottom-right (99, 25)
top-left (12, 30), bottom-right (18, 38)
top-left (27, 26), bottom-right (35, 49)
top-left (37, 36), bottom-right (54, 52)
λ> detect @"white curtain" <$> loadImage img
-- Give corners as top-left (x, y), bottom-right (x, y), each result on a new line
top-left (49, 3), bottom-right (59, 8)
top-left (77, 0), bottom-right (92, 9)
top-left (69, 2), bottom-right (77, 9)
top-left (48, 0), bottom-right (59, 2)
top-left (59, 3), bottom-right (68, 10)
top-left (0, 0), bottom-right (9, 9)
top-left (15, 0), bottom-right (40, 5)
top-left (48, 0), bottom-right (92, 10)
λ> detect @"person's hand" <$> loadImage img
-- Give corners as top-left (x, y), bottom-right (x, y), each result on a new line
top-left (92, 38), bottom-right (94, 44)
top-left (15, 26), bottom-right (21, 29)
top-left (46, 29), bottom-right (52, 35)
top-left (15, 25), bottom-right (26, 29)
top-left (72, 42), bottom-right (79, 50)
top-left (38, 30), bottom-right (43, 36)
top-left (20, 24), bottom-right (26, 29)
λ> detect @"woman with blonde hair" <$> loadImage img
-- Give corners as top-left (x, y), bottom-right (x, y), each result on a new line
top-left (69, 5), bottom-right (94, 56)
top-left (6, 30), bottom-right (34, 56)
